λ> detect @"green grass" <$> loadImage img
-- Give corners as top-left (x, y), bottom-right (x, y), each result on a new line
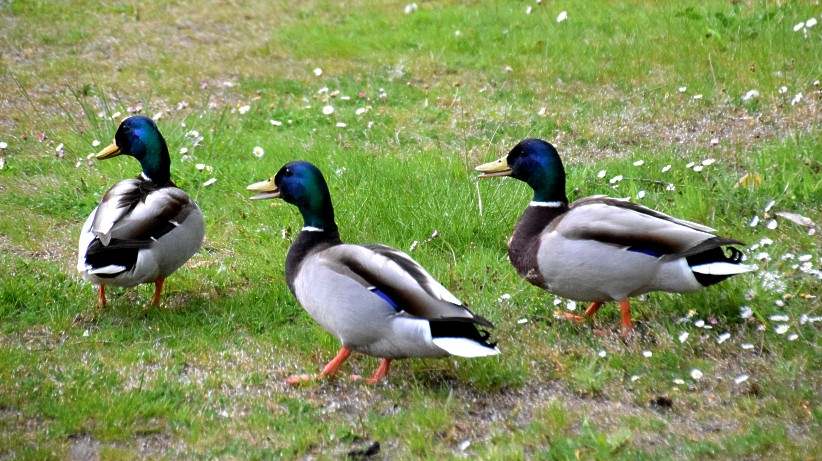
top-left (1, 1), bottom-right (820, 459)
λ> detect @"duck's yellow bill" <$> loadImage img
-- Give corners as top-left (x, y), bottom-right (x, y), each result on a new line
top-left (247, 178), bottom-right (280, 200)
top-left (475, 156), bottom-right (512, 178)
top-left (96, 142), bottom-right (121, 160)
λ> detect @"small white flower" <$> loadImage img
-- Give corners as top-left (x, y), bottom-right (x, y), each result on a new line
top-left (335, 122), bottom-right (347, 128)
top-left (797, 254), bottom-right (812, 262)
top-left (517, 318), bottom-right (528, 325)
top-left (313, 67), bottom-right (323, 77)
top-left (525, 5), bottom-right (532, 14)
top-left (692, 94), bottom-right (703, 100)
top-left (597, 350), bottom-right (607, 358)
top-left (778, 85), bottom-right (788, 94)
top-left (661, 164), bottom-right (672, 173)
top-left (179, 147), bottom-right (188, 155)
top-left (685, 161), bottom-right (695, 168)
top-left (710, 138), bottom-right (719, 146)
top-left (693, 165), bottom-right (704, 172)
top-left (749, 216), bottom-right (759, 227)
top-left (690, 369), bottom-right (703, 380)
top-left (537, 106), bottom-right (548, 117)
top-left (642, 350), bottom-right (652, 358)
top-left (673, 378), bottom-right (685, 385)
top-left (791, 93), bottom-right (803, 106)
top-left (111, 111), bottom-right (122, 119)
top-left (769, 314), bottom-right (789, 322)
top-left (566, 300), bottom-right (577, 311)
top-left (403, 3), bottom-right (418, 14)
top-left (633, 160), bottom-right (644, 166)
top-left (717, 332), bottom-right (731, 344)
top-left (252, 146), bottom-right (265, 158)
top-left (355, 107), bottom-right (368, 116)
top-left (806, 17), bottom-right (817, 28)
top-left (454, 30), bottom-right (462, 37)
top-left (630, 375), bottom-right (640, 382)
top-left (203, 178), bottom-right (217, 187)
top-left (665, 183), bottom-right (676, 192)
top-left (774, 324), bottom-right (789, 335)
top-left (741, 89), bottom-right (759, 101)
top-left (83, 329), bottom-right (90, 337)
top-left (270, 120), bottom-right (283, 126)
top-left (678, 86), bottom-right (687, 93)
top-left (322, 105), bottom-right (335, 115)
top-left (759, 238), bottom-right (773, 246)
top-left (609, 175), bottom-right (623, 184)
top-left (793, 21), bottom-right (805, 32)
top-left (596, 169), bottom-right (607, 178)
top-left (238, 105), bottom-right (251, 114)
top-left (754, 252), bottom-right (770, 261)
top-left (553, 298), bottom-right (562, 306)
top-left (741, 343), bottom-right (755, 350)
top-left (763, 199), bottom-right (775, 212)
top-left (701, 158), bottom-right (716, 166)
top-left (636, 190), bottom-right (646, 200)
top-left (766, 220), bottom-right (778, 230)
top-left (498, 293), bottom-right (512, 303)
top-left (694, 319), bottom-right (705, 328)
top-left (556, 10), bottom-right (568, 23)
top-left (91, 139), bottom-right (100, 147)
top-left (678, 332), bottom-right (689, 343)
top-left (734, 374), bottom-right (749, 385)
top-left (787, 333), bottom-right (798, 341)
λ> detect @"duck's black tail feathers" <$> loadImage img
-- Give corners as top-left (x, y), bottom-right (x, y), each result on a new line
top-left (685, 238), bottom-right (756, 286)
top-left (429, 317), bottom-right (500, 357)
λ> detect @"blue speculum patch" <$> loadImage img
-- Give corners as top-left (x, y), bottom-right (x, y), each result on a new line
top-left (369, 286), bottom-right (401, 311)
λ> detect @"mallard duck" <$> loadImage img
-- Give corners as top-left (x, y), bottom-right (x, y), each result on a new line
top-left (248, 161), bottom-right (499, 385)
top-left (475, 139), bottom-right (755, 334)
top-left (77, 116), bottom-right (205, 307)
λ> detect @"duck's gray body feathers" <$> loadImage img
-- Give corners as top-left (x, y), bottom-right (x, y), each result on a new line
top-left (77, 177), bottom-right (204, 287)
top-left (510, 197), bottom-right (754, 302)
top-left (288, 232), bottom-right (498, 358)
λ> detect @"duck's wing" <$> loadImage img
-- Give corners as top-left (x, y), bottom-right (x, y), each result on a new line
top-left (316, 244), bottom-right (492, 326)
top-left (552, 197), bottom-right (740, 257)
top-left (91, 179), bottom-right (195, 245)
top-left (83, 180), bottom-right (197, 276)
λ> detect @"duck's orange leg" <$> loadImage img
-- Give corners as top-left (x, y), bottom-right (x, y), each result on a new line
top-left (150, 277), bottom-right (165, 306)
top-left (97, 284), bottom-right (107, 308)
top-left (557, 301), bottom-right (603, 323)
top-left (619, 299), bottom-right (634, 335)
top-left (364, 359), bottom-right (392, 385)
top-left (286, 346), bottom-right (352, 386)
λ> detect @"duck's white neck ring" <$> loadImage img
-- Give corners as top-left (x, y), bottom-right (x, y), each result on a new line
top-left (529, 201), bottom-right (564, 208)
top-left (302, 226), bottom-right (324, 232)
top-left (140, 172), bottom-right (152, 181)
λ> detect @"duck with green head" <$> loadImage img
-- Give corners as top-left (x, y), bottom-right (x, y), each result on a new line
top-left (248, 161), bottom-right (499, 385)
top-left (77, 116), bottom-right (205, 307)
top-left (476, 139), bottom-right (755, 334)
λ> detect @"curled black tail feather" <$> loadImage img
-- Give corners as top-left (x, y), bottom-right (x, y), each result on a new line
top-left (429, 317), bottom-right (497, 349)
top-left (686, 243), bottom-right (746, 286)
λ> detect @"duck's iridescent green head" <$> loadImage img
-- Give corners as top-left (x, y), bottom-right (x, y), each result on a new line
top-left (247, 161), bottom-right (336, 229)
top-left (475, 138), bottom-right (568, 203)
top-left (96, 116), bottom-right (171, 183)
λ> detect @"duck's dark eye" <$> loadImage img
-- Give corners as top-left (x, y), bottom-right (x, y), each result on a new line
top-left (284, 168), bottom-right (293, 177)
